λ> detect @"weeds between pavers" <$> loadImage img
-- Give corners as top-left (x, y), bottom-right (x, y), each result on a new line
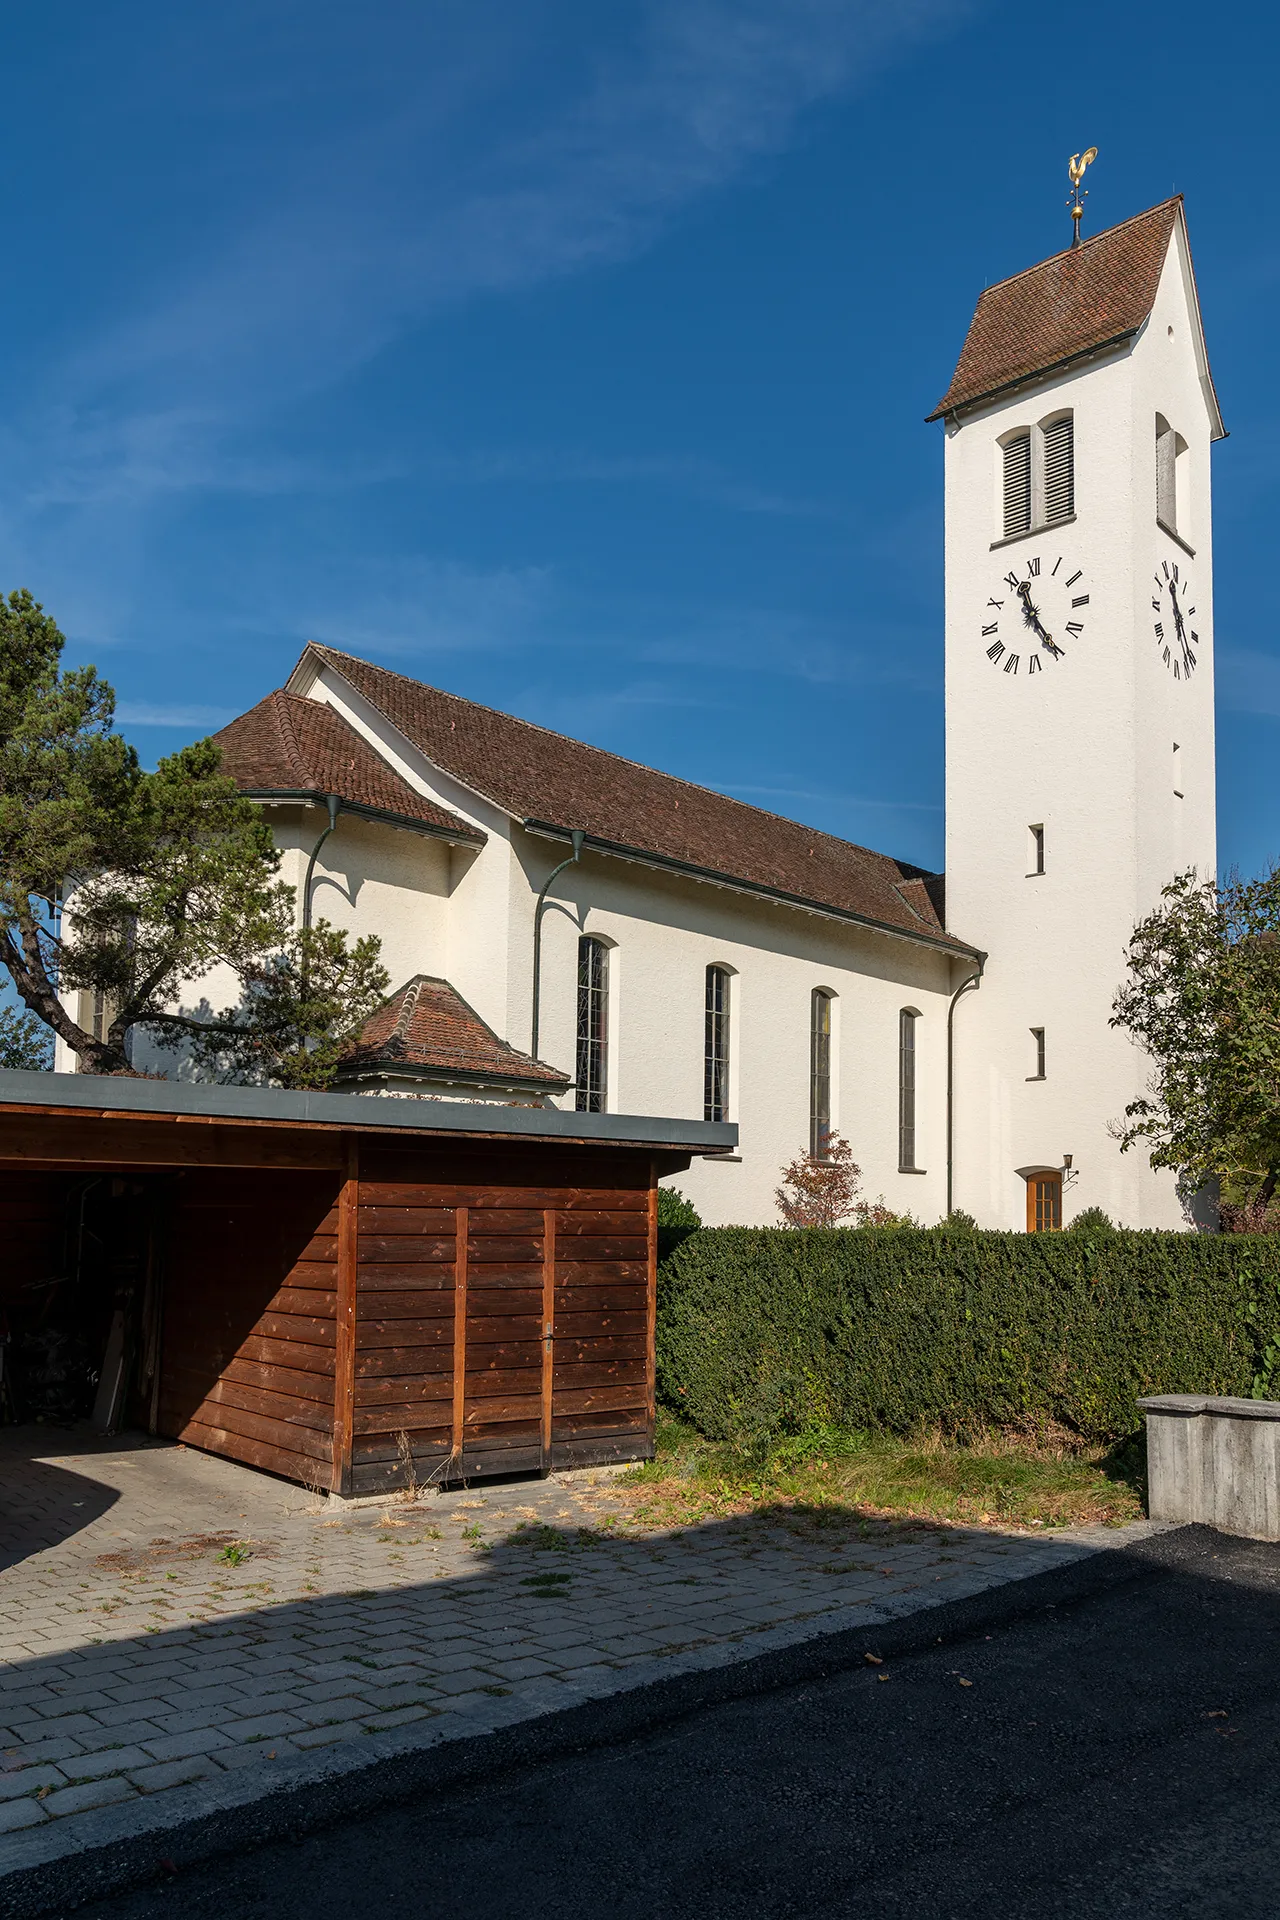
top-left (614, 1412), bottom-right (1144, 1534)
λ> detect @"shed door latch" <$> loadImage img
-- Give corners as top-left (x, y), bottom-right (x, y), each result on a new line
top-left (544, 1322), bottom-right (553, 1352)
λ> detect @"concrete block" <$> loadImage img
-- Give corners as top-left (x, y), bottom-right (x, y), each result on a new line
top-left (1140, 1395), bottom-right (1280, 1540)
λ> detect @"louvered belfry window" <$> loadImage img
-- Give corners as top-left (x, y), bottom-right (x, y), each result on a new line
top-left (575, 936), bottom-right (608, 1113)
top-left (1002, 431), bottom-right (1032, 539)
top-left (1042, 415), bottom-right (1074, 524)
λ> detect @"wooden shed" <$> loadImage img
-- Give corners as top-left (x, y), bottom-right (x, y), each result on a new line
top-left (0, 1073), bottom-right (731, 1494)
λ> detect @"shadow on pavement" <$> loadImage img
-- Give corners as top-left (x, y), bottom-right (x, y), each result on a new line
top-left (0, 1430), bottom-right (122, 1572)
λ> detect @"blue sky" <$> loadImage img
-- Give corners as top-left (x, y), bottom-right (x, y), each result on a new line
top-left (1, 0), bottom-right (1276, 885)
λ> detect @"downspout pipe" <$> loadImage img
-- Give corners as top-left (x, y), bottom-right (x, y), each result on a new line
top-left (946, 953), bottom-right (986, 1219)
top-left (302, 795), bottom-right (342, 931)
top-left (531, 829), bottom-right (585, 1058)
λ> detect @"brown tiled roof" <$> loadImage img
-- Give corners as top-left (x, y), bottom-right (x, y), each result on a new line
top-left (213, 691), bottom-right (482, 842)
top-left (337, 976), bottom-right (570, 1088)
top-left (296, 647), bottom-right (973, 956)
top-left (928, 199), bottom-right (1188, 421)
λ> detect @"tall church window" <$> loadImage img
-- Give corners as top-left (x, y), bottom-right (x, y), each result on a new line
top-left (898, 1008), bottom-right (919, 1172)
top-left (705, 966), bottom-right (730, 1125)
top-left (1041, 414), bottom-right (1074, 524)
top-left (575, 936), bottom-right (609, 1113)
top-left (809, 989), bottom-right (833, 1160)
top-left (1002, 431), bottom-right (1032, 538)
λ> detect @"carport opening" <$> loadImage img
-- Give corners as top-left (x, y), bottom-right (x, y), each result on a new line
top-left (1, 1169), bottom-right (170, 1432)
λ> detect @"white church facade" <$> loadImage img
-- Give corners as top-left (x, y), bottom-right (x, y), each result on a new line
top-left (65, 196), bottom-right (1224, 1232)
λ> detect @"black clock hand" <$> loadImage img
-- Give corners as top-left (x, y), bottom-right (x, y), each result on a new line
top-left (1015, 580), bottom-right (1064, 656)
top-left (1167, 579), bottom-right (1187, 645)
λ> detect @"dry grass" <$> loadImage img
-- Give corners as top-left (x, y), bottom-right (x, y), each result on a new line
top-left (613, 1415), bottom-right (1145, 1534)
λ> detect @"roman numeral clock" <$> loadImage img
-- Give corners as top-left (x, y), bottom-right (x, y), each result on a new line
top-left (979, 552), bottom-right (1090, 676)
top-left (1151, 557), bottom-right (1198, 679)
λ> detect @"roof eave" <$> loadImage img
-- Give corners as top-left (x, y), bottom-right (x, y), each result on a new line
top-left (521, 818), bottom-right (981, 962)
top-left (335, 1062), bottom-right (570, 1093)
top-left (241, 788), bottom-right (485, 848)
top-left (924, 326), bottom-right (1142, 425)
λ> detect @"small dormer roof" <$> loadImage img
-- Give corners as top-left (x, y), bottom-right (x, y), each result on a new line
top-left (927, 197), bottom-right (1225, 438)
top-left (337, 975), bottom-right (571, 1091)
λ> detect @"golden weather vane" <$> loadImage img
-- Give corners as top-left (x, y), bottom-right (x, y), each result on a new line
top-left (1067, 148), bottom-right (1098, 247)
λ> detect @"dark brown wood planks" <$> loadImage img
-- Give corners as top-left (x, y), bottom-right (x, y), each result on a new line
top-left (156, 1168), bottom-right (341, 1484)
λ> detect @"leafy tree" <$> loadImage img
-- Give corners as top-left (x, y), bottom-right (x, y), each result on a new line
top-left (0, 1003), bottom-right (53, 1070)
top-left (1111, 866), bottom-right (1280, 1216)
top-left (0, 589), bottom-right (388, 1083)
top-left (776, 1132), bottom-right (862, 1227)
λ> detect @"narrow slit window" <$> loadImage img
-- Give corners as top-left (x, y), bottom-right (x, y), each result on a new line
top-left (1002, 431), bottom-right (1032, 539)
top-left (1030, 1027), bottom-right (1046, 1079)
top-left (575, 936), bottom-right (609, 1113)
top-left (1041, 414), bottom-right (1074, 524)
top-left (898, 1008), bottom-right (918, 1172)
top-left (1029, 824), bottom-right (1045, 875)
top-left (810, 989), bottom-right (832, 1160)
top-left (1156, 416), bottom-right (1189, 535)
top-left (1156, 415), bottom-right (1176, 529)
top-left (704, 966), bottom-right (730, 1124)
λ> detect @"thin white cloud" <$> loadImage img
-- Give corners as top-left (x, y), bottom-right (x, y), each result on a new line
top-left (12, 0), bottom-right (965, 510)
top-left (114, 703), bottom-right (237, 729)
top-left (1217, 646), bottom-right (1280, 718)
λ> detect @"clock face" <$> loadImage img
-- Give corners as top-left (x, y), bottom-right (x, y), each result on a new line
top-left (979, 552), bottom-right (1091, 678)
top-left (1151, 558), bottom-right (1199, 679)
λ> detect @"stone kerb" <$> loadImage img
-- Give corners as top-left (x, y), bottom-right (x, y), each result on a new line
top-left (1138, 1395), bottom-right (1280, 1541)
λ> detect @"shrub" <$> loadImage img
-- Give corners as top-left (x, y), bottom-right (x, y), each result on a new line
top-left (656, 1226), bottom-right (1280, 1447)
top-left (656, 1185), bottom-right (702, 1261)
top-left (1066, 1206), bottom-right (1117, 1236)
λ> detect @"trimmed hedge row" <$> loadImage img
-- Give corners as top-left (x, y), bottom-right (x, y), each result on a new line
top-left (656, 1227), bottom-right (1280, 1444)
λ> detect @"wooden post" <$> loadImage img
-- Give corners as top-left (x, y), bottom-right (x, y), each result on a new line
top-left (646, 1161), bottom-right (658, 1439)
top-left (331, 1135), bottom-right (359, 1495)
top-left (541, 1207), bottom-right (556, 1466)
top-left (451, 1204), bottom-right (469, 1473)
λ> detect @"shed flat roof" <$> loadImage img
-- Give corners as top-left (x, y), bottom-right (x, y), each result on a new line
top-left (0, 1070), bottom-right (736, 1154)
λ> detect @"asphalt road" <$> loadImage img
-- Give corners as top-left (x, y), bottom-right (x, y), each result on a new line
top-left (38, 1526), bottom-right (1280, 1919)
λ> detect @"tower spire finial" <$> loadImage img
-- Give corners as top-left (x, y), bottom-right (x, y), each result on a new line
top-left (1067, 148), bottom-right (1098, 247)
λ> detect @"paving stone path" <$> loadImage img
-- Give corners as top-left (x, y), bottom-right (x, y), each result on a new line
top-left (0, 1427), bottom-right (1158, 1875)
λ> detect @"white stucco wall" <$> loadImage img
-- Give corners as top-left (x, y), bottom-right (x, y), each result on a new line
top-left (520, 839), bottom-right (955, 1227)
top-left (944, 218), bottom-right (1218, 1229)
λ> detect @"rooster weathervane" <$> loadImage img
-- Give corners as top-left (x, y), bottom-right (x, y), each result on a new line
top-left (1068, 148), bottom-right (1098, 247)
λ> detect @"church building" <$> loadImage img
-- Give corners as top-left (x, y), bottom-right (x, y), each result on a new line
top-left (82, 196), bottom-right (1224, 1232)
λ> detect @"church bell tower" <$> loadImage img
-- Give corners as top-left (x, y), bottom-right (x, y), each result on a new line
top-left (933, 193), bottom-right (1226, 1229)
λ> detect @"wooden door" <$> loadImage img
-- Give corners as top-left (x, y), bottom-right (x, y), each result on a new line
top-left (1026, 1171), bottom-right (1063, 1232)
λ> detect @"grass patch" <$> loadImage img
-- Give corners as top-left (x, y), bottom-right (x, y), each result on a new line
top-left (615, 1412), bottom-right (1144, 1533)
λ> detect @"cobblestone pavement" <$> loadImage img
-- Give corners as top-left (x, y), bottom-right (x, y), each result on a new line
top-left (0, 1427), bottom-right (1160, 1875)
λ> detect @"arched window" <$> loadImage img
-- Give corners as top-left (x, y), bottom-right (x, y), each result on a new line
top-left (810, 989), bottom-right (833, 1160)
top-left (898, 1008), bottom-right (919, 1172)
top-left (1041, 413), bottom-right (1074, 524)
top-left (575, 936), bottom-right (609, 1113)
top-left (1156, 414), bottom-right (1188, 535)
top-left (1002, 430), bottom-right (1031, 539)
top-left (704, 966), bottom-right (730, 1124)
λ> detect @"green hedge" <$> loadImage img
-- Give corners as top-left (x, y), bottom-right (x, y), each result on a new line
top-left (656, 1227), bottom-right (1280, 1444)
